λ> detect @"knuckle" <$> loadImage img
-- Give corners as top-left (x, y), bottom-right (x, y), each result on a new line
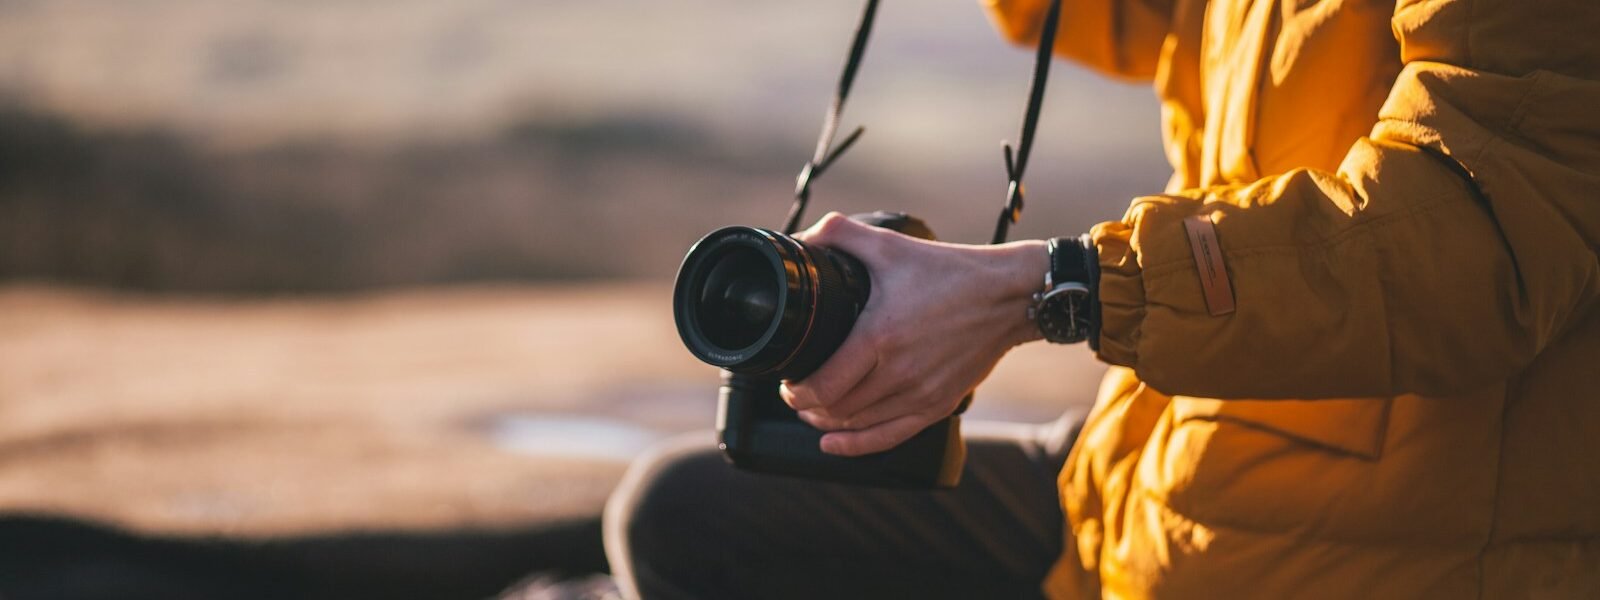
top-left (840, 413), bottom-right (865, 430)
top-left (809, 382), bottom-right (840, 407)
top-left (808, 393), bottom-right (831, 410)
top-left (824, 398), bottom-right (855, 421)
top-left (813, 212), bottom-right (851, 239)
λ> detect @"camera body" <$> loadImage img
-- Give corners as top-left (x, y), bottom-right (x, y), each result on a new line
top-left (673, 211), bottom-right (966, 489)
top-left (716, 370), bottom-right (965, 488)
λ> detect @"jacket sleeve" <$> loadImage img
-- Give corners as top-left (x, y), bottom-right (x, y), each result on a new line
top-left (981, 0), bottom-right (1175, 81)
top-left (1092, 0), bottom-right (1600, 399)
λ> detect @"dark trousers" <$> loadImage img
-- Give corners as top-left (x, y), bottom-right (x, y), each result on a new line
top-left (603, 415), bottom-right (1081, 600)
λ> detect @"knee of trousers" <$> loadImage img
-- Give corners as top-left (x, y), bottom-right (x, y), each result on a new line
top-left (604, 433), bottom-right (725, 560)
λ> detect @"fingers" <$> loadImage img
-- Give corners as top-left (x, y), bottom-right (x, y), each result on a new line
top-left (777, 212), bottom-right (897, 413)
top-left (793, 387), bottom-right (905, 431)
top-left (779, 336), bottom-right (877, 412)
top-left (781, 211), bottom-right (968, 457)
top-left (798, 384), bottom-right (962, 434)
top-left (819, 413), bottom-right (934, 457)
top-left (794, 366), bottom-right (906, 427)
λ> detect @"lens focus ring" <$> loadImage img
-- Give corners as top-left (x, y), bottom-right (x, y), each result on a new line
top-left (779, 243), bottom-right (865, 379)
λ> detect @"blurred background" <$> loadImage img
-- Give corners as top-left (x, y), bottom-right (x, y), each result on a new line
top-left (0, 0), bottom-right (1164, 597)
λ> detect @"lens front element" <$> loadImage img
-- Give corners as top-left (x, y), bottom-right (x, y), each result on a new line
top-left (697, 246), bottom-right (779, 350)
top-left (673, 225), bottom-right (869, 378)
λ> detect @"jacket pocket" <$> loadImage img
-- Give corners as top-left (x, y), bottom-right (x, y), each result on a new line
top-left (1150, 395), bottom-right (1396, 534)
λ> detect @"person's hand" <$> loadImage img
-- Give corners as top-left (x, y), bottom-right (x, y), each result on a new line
top-left (779, 212), bottom-right (1048, 456)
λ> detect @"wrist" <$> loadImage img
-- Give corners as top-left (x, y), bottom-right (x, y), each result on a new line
top-left (980, 240), bottom-right (1050, 347)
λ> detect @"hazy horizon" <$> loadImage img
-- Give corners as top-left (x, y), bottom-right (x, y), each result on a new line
top-left (0, 0), bottom-right (1170, 291)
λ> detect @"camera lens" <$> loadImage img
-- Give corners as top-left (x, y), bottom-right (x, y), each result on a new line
top-left (696, 246), bottom-right (779, 350)
top-left (673, 226), bottom-right (869, 378)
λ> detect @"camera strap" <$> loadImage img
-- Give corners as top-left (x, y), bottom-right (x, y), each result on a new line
top-left (781, 0), bottom-right (1067, 242)
top-left (992, 0), bottom-right (1065, 244)
top-left (784, 0), bottom-right (879, 234)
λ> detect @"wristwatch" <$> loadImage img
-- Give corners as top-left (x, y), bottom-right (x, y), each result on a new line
top-left (1029, 235), bottom-right (1097, 345)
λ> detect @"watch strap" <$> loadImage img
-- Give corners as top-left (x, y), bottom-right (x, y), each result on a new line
top-left (1043, 235), bottom-right (1100, 349)
top-left (1084, 235), bottom-right (1101, 352)
top-left (1048, 236), bottom-right (1092, 289)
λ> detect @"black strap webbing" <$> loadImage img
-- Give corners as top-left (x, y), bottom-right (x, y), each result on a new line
top-left (992, 0), bottom-right (1065, 244)
top-left (781, 0), bottom-right (1065, 242)
top-left (784, 0), bottom-right (880, 234)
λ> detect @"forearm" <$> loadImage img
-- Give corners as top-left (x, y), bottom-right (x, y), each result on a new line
top-left (1089, 136), bottom-right (1597, 399)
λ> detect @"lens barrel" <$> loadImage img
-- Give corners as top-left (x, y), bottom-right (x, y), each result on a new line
top-left (673, 226), bottom-right (869, 379)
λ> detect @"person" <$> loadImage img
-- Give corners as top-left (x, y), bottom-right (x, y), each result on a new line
top-left (606, 0), bottom-right (1600, 597)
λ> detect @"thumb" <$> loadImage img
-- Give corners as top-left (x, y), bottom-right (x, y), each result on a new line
top-left (795, 212), bottom-right (884, 261)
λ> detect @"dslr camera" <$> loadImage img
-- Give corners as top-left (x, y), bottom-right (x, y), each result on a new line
top-left (667, 0), bottom-right (1064, 489)
top-left (672, 211), bottom-right (966, 488)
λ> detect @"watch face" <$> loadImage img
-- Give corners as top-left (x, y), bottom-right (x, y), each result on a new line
top-left (1037, 285), bottom-right (1090, 344)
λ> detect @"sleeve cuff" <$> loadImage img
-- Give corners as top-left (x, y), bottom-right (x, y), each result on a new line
top-left (1089, 218), bottom-right (1143, 368)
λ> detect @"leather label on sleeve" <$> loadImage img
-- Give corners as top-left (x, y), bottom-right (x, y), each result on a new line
top-left (1183, 214), bottom-right (1235, 316)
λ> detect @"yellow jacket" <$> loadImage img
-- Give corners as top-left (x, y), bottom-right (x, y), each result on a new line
top-left (984, 0), bottom-right (1600, 597)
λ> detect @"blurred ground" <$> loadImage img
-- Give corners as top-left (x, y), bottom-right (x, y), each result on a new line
top-left (0, 282), bottom-right (1104, 597)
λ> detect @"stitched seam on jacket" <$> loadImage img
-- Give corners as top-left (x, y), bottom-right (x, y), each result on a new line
top-left (1472, 130), bottom-right (1519, 600)
top-left (1426, 80), bottom-right (1541, 597)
